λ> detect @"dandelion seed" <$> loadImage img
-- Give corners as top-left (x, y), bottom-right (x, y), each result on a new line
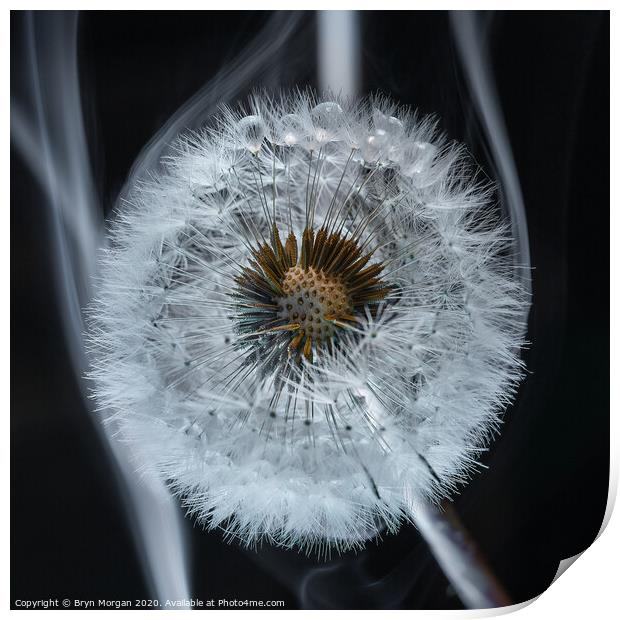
top-left (87, 92), bottom-right (528, 554)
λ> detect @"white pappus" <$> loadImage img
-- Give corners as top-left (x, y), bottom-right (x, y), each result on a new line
top-left (87, 92), bottom-right (528, 555)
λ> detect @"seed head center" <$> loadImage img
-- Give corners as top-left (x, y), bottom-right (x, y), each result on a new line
top-left (232, 224), bottom-right (391, 363)
top-left (277, 266), bottom-right (352, 343)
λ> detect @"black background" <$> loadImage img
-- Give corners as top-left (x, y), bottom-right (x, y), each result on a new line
top-left (11, 10), bottom-right (609, 609)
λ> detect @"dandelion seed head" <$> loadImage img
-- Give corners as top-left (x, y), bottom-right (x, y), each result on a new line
top-left (87, 91), bottom-right (528, 554)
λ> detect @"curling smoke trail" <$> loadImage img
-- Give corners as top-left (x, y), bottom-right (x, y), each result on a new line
top-left (11, 11), bottom-right (192, 603)
top-left (450, 11), bottom-right (532, 302)
top-left (117, 12), bottom-right (305, 205)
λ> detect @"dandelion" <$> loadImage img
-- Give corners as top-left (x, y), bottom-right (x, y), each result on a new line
top-left (88, 92), bottom-right (527, 554)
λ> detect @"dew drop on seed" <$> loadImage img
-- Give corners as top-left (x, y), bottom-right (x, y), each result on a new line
top-left (277, 113), bottom-right (306, 146)
top-left (237, 115), bottom-right (266, 153)
top-left (361, 111), bottom-right (405, 164)
top-left (404, 141), bottom-right (438, 177)
top-left (372, 109), bottom-right (404, 140)
top-left (311, 101), bottom-right (344, 143)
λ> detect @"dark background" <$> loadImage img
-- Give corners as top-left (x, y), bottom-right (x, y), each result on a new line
top-left (11, 11), bottom-right (609, 609)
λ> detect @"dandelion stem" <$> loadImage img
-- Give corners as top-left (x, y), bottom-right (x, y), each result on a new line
top-left (410, 499), bottom-right (512, 609)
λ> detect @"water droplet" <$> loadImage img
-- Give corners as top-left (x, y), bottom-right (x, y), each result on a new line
top-left (237, 115), bottom-right (266, 153)
top-left (276, 113), bottom-right (306, 146)
top-left (372, 109), bottom-right (404, 140)
top-left (410, 142), bottom-right (437, 171)
top-left (311, 101), bottom-right (344, 143)
top-left (363, 110), bottom-right (405, 164)
top-left (402, 141), bottom-right (439, 182)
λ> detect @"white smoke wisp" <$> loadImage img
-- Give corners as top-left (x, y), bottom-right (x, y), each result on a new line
top-left (117, 12), bottom-right (306, 206)
top-left (11, 11), bottom-right (190, 604)
top-left (450, 11), bottom-right (532, 303)
top-left (318, 11), bottom-right (360, 98)
top-left (87, 91), bottom-right (528, 557)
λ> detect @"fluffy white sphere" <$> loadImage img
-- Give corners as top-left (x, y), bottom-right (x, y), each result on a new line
top-left (88, 92), bottom-right (527, 553)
